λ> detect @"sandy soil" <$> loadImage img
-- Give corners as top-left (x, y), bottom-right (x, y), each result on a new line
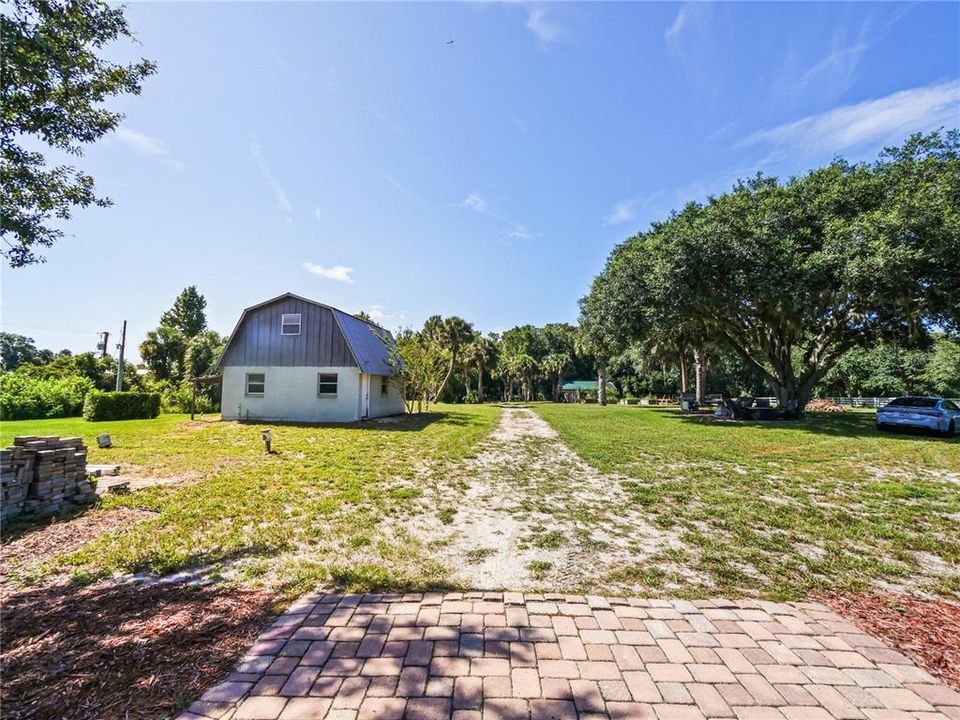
top-left (398, 407), bottom-right (700, 593)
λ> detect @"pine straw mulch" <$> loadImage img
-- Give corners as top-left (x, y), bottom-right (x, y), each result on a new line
top-left (1, 507), bottom-right (156, 584)
top-left (1, 579), bottom-right (276, 720)
top-left (821, 592), bottom-right (960, 691)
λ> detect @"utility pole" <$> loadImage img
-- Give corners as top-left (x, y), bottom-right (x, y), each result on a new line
top-left (115, 320), bottom-right (127, 392)
top-left (97, 331), bottom-right (110, 359)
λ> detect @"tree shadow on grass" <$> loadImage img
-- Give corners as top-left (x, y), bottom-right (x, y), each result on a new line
top-left (0, 579), bottom-right (277, 720)
top-left (670, 408), bottom-right (958, 442)
top-left (236, 411), bottom-right (473, 433)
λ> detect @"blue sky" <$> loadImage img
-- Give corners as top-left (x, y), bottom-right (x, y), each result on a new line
top-left (3, 1), bottom-right (958, 360)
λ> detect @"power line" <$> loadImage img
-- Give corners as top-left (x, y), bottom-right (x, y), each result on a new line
top-left (1, 323), bottom-right (99, 335)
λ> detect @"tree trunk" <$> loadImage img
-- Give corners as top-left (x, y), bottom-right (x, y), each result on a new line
top-left (693, 348), bottom-right (706, 404)
top-left (597, 364), bottom-right (607, 406)
top-left (554, 371), bottom-right (562, 403)
top-left (434, 355), bottom-right (456, 402)
top-left (464, 367), bottom-right (472, 400)
top-left (774, 380), bottom-right (816, 419)
top-left (678, 353), bottom-right (689, 395)
top-left (477, 364), bottom-right (484, 402)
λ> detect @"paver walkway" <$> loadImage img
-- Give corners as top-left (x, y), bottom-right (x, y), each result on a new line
top-left (180, 591), bottom-right (960, 720)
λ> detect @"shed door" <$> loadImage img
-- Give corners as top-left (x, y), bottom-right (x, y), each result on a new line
top-left (361, 374), bottom-right (371, 419)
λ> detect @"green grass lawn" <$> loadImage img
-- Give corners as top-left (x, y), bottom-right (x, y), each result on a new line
top-left (2, 406), bottom-right (500, 600)
top-left (534, 404), bottom-right (960, 600)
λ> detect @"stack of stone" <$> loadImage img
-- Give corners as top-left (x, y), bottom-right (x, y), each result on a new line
top-left (1, 446), bottom-right (31, 521)
top-left (1, 436), bottom-right (97, 520)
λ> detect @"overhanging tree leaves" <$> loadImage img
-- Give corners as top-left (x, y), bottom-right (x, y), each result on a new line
top-left (1, 0), bottom-right (156, 266)
top-left (584, 131), bottom-right (960, 416)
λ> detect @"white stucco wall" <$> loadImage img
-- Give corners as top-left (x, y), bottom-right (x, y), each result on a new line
top-left (221, 366), bottom-right (362, 422)
top-left (367, 374), bottom-right (406, 418)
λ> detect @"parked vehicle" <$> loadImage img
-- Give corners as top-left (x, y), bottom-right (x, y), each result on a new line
top-left (876, 396), bottom-right (959, 436)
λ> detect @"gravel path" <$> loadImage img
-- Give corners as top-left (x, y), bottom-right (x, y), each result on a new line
top-left (401, 407), bottom-right (697, 593)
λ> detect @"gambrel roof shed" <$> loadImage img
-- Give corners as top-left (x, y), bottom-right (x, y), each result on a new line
top-left (216, 293), bottom-right (397, 375)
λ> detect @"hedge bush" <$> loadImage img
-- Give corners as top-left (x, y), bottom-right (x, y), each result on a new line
top-left (83, 391), bottom-right (161, 421)
top-left (0, 373), bottom-right (94, 420)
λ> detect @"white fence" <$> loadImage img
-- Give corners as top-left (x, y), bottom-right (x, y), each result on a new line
top-left (825, 397), bottom-right (894, 408)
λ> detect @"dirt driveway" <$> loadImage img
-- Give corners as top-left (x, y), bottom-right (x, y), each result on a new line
top-left (401, 407), bottom-right (702, 594)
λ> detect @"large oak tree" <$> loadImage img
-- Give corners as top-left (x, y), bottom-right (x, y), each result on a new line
top-left (1, 0), bottom-right (155, 266)
top-left (583, 131), bottom-right (959, 416)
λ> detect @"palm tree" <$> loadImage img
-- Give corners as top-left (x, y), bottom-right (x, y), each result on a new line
top-left (466, 335), bottom-right (498, 402)
top-left (139, 325), bottom-right (186, 382)
top-left (541, 353), bottom-right (571, 402)
top-left (512, 353), bottom-right (539, 402)
top-left (460, 332), bottom-right (481, 399)
top-left (496, 355), bottom-right (520, 401)
top-left (431, 316), bottom-right (474, 401)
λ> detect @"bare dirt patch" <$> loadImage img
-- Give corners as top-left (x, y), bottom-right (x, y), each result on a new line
top-left (100, 471), bottom-right (198, 493)
top-left (822, 592), bottom-right (960, 691)
top-left (0, 579), bottom-right (275, 720)
top-left (398, 406), bottom-right (700, 593)
top-left (1, 507), bottom-right (156, 588)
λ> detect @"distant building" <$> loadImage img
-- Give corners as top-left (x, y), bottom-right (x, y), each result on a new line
top-left (560, 380), bottom-right (598, 403)
top-left (216, 293), bottom-right (404, 422)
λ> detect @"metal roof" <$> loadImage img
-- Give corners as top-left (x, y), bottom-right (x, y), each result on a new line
top-left (561, 380), bottom-right (598, 391)
top-left (216, 292), bottom-right (398, 376)
top-left (331, 308), bottom-right (396, 376)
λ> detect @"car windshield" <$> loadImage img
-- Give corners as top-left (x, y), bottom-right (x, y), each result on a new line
top-left (887, 397), bottom-right (938, 408)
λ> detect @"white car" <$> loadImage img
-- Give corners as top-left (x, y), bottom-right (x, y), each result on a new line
top-left (876, 396), bottom-right (959, 437)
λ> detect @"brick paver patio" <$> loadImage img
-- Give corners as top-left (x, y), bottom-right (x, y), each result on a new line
top-left (178, 592), bottom-right (960, 720)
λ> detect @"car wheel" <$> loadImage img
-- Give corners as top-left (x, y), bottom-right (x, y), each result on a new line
top-left (946, 420), bottom-right (957, 438)
top-left (876, 423), bottom-right (888, 432)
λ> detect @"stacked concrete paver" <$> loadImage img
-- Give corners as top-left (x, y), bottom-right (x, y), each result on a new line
top-left (180, 592), bottom-right (960, 720)
top-left (1, 436), bottom-right (96, 520)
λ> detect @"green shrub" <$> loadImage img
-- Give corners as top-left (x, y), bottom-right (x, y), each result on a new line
top-left (82, 390), bottom-right (161, 421)
top-left (0, 372), bottom-right (94, 420)
top-left (151, 379), bottom-right (219, 414)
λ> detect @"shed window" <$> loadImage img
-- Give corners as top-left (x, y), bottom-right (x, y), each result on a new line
top-left (317, 373), bottom-right (338, 397)
top-left (246, 372), bottom-right (265, 396)
top-left (281, 313), bottom-right (301, 335)
top-left (381, 377), bottom-right (389, 396)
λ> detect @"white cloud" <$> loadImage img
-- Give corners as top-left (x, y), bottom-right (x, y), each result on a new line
top-left (303, 263), bottom-right (354, 283)
top-left (384, 173), bottom-right (432, 210)
top-left (665, 3), bottom-right (707, 58)
top-left (460, 192), bottom-right (537, 241)
top-left (367, 304), bottom-right (407, 325)
top-left (314, 208), bottom-right (322, 222)
top-left (526, 8), bottom-right (562, 44)
top-left (114, 127), bottom-right (186, 169)
top-left (251, 136), bottom-right (293, 215)
top-left (780, 7), bottom-right (912, 105)
top-left (508, 114), bottom-right (529, 133)
top-left (508, 225), bottom-right (532, 240)
top-left (797, 42), bottom-right (867, 98)
top-left (462, 193), bottom-right (488, 212)
top-left (601, 193), bottom-right (665, 227)
top-left (741, 80), bottom-right (960, 155)
top-left (602, 200), bottom-right (638, 227)
top-left (664, 5), bottom-right (691, 47)
top-left (115, 127), bottom-right (167, 156)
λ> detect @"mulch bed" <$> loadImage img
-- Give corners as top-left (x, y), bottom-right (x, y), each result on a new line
top-left (1, 507), bottom-right (156, 581)
top-left (821, 592), bottom-right (960, 691)
top-left (1, 580), bottom-right (276, 720)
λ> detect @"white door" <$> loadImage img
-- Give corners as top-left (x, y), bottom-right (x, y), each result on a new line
top-left (361, 374), bottom-right (371, 419)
